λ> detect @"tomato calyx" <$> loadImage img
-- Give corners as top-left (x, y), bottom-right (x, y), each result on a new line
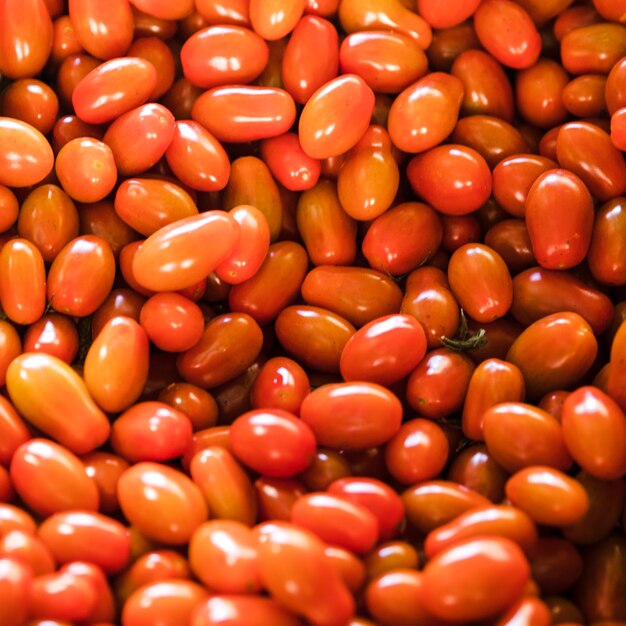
top-left (441, 310), bottom-right (487, 352)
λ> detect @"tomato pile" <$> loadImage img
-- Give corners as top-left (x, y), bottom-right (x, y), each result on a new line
top-left (1, 0), bottom-right (626, 624)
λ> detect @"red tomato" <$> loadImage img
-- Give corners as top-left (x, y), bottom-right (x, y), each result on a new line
top-left (6, 354), bottom-right (110, 455)
top-left (260, 133), bottom-right (321, 192)
top-left (0, 396), bottom-right (30, 467)
top-left (300, 382), bottom-right (402, 450)
top-left (250, 0), bottom-right (305, 40)
top-left (82, 451), bottom-right (129, 513)
top-left (230, 409), bottom-right (316, 477)
top-left (128, 0), bottom-right (194, 19)
top-left (291, 492), bottom-right (379, 554)
top-left (0, 557), bottom-right (33, 626)
top-left (103, 103), bottom-right (175, 176)
top-left (158, 383), bottom-right (219, 431)
top-left (133, 211), bottom-right (240, 292)
top-left (421, 537), bottom-right (530, 622)
top-left (10, 438), bottom-right (99, 516)
top-left (192, 85), bottom-right (296, 144)
top-left (72, 57), bottom-right (155, 125)
top-left (0, 239), bottom-right (46, 325)
top-left (505, 466), bottom-right (589, 526)
top-left (447, 444), bottom-right (508, 503)
top-left (181, 26), bottom-right (268, 89)
top-left (340, 314), bottom-right (427, 385)
top-left (189, 520), bottom-right (260, 593)
top-left (38, 511), bottom-right (130, 574)
top-left (250, 357), bottom-right (310, 416)
top-left (1, 79), bottom-right (59, 135)
top-left (384, 418), bottom-right (449, 484)
top-left (190, 447), bottom-right (258, 525)
top-left (191, 595), bottom-right (302, 626)
top-left (482, 402), bottom-right (573, 473)
top-left (561, 22), bottom-right (626, 75)
top-left (473, 0), bottom-right (541, 69)
top-left (0, 118), bottom-right (54, 188)
top-left (561, 387), bottom-right (626, 481)
top-left (0, 530), bottom-right (55, 575)
top-left (0, 0), bottom-right (53, 78)
top-left (281, 16), bottom-right (338, 104)
top-left (299, 75), bottom-right (375, 159)
top-left (407, 144), bottom-right (492, 215)
top-left (140, 293), bottom-right (205, 352)
top-left (417, 0), bottom-right (480, 28)
top-left (111, 401), bottom-right (193, 463)
top-left (255, 521), bottom-right (355, 626)
top-left (117, 462), bottom-right (208, 545)
top-left (84, 316), bottom-right (149, 413)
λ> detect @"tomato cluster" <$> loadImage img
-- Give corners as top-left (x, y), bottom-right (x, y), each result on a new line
top-left (1, 0), bottom-right (626, 624)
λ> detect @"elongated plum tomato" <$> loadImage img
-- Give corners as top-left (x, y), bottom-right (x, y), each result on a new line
top-left (6, 353), bottom-right (110, 455)
top-left (192, 595), bottom-right (302, 626)
top-left (132, 211), bottom-right (240, 292)
top-left (299, 74), bottom-right (375, 159)
top-left (421, 536), bottom-right (530, 621)
top-left (340, 314), bottom-right (427, 386)
top-left (0, 118), bottom-right (54, 187)
top-left (300, 382), bottom-right (402, 450)
top-left (117, 462), bottom-right (208, 545)
top-left (0, 557), bottom-right (32, 626)
top-left (255, 521), bottom-right (355, 626)
top-left (84, 316), bottom-right (149, 413)
top-left (10, 439), bottom-right (99, 516)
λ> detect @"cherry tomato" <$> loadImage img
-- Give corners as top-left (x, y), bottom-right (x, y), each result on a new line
top-left (385, 418), bottom-right (449, 485)
top-left (190, 447), bottom-right (258, 525)
top-left (0, 530), bottom-right (55, 575)
top-left (133, 211), bottom-right (239, 292)
top-left (250, 357), bottom-right (310, 416)
top-left (10, 438), bottom-right (99, 516)
top-left (421, 536), bottom-right (530, 621)
top-left (23, 314), bottom-right (78, 364)
top-left (417, 0), bottom-right (480, 28)
top-left (0, 396), bottom-right (29, 467)
top-left (483, 402), bottom-right (572, 473)
top-left (6, 354), bottom-right (110, 454)
top-left (191, 595), bottom-right (302, 626)
top-left (561, 23), bottom-right (626, 75)
top-left (82, 451), bottom-right (130, 513)
top-left (505, 466), bottom-right (589, 526)
top-left (0, 557), bottom-right (33, 626)
top-left (250, 0), bottom-right (305, 40)
top-left (407, 144), bottom-right (492, 215)
top-left (300, 381), bottom-right (402, 450)
top-left (1, 79), bottom-right (59, 135)
top-left (365, 541), bottom-right (419, 579)
top-left (117, 462), bottom-right (208, 545)
top-left (260, 133), bottom-right (321, 192)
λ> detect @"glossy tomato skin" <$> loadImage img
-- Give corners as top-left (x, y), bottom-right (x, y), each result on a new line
top-left (421, 537), bottom-right (530, 622)
top-left (0, 529), bottom-right (54, 575)
top-left (118, 462), bottom-right (208, 545)
top-left (190, 447), bottom-right (257, 525)
top-left (23, 314), bottom-right (79, 364)
top-left (0, 319), bottom-right (21, 387)
top-left (6, 354), bottom-right (110, 455)
top-left (191, 595), bottom-right (302, 626)
top-left (300, 382), bottom-right (402, 450)
top-left (133, 211), bottom-right (240, 292)
top-left (482, 402), bottom-right (573, 473)
top-left (447, 243), bottom-right (513, 323)
top-left (84, 316), bottom-right (149, 413)
top-left (230, 409), bottom-right (316, 477)
top-left (1, 79), bottom-right (59, 135)
top-left (511, 267), bottom-right (614, 335)
top-left (0, 396), bottom-right (30, 467)
top-left (340, 314), bottom-right (427, 386)
top-left (561, 387), bottom-right (626, 481)
top-left (81, 451), bottom-right (129, 513)
top-left (103, 103), bottom-right (175, 176)
top-left (505, 466), bottom-right (589, 526)
top-left (529, 536), bottom-right (583, 596)
top-left (0, 239), bottom-right (46, 325)
top-left (506, 312), bottom-right (598, 400)
top-left (177, 312), bottom-right (263, 388)
top-left (38, 511), bottom-right (130, 574)
top-left (407, 144), bottom-right (492, 215)
top-left (181, 25), bottom-right (268, 88)
top-left (462, 359), bottom-right (525, 441)
top-left (10, 438), bottom-right (99, 516)
top-left (561, 23), bottom-right (626, 75)
top-left (299, 74), bottom-right (375, 159)
top-left (0, 118), bottom-right (54, 188)
top-left (255, 521), bottom-right (355, 626)
top-left (192, 85), bottom-right (296, 143)
top-left (69, 0), bottom-right (133, 59)
top-left (0, 557), bottom-right (33, 626)
top-left (47, 235), bottom-right (115, 317)
top-left (250, 357), bottom-right (310, 416)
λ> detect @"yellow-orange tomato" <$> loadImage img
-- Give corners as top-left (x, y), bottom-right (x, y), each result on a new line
top-left (6, 354), bottom-right (110, 455)
top-left (10, 439), bottom-right (99, 516)
top-left (117, 462), bottom-right (208, 545)
top-left (84, 317), bottom-right (150, 414)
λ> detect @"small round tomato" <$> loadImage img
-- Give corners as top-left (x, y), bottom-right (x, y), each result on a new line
top-left (92, 288), bottom-right (146, 338)
top-left (82, 451), bottom-right (129, 513)
top-left (0, 557), bottom-right (33, 626)
top-left (250, 357), bottom-right (310, 416)
top-left (230, 409), bottom-right (316, 477)
top-left (190, 447), bottom-right (257, 525)
top-left (447, 444), bottom-right (508, 503)
top-left (10, 438), bottom-right (99, 516)
top-left (23, 314), bottom-right (79, 364)
top-left (0, 530), bottom-right (55, 575)
top-left (300, 382), bottom-right (402, 450)
top-left (117, 462), bottom-right (208, 545)
top-left (0, 396), bottom-right (29, 467)
top-left (260, 133), bottom-right (321, 192)
top-left (38, 511), bottom-right (130, 574)
top-left (530, 536), bottom-right (583, 596)
top-left (385, 418), bottom-right (449, 485)
top-left (140, 293), bottom-right (205, 352)
top-left (422, 537), bottom-right (530, 622)
top-left (192, 595), bottom-right (302, 626)
top-left (365, 542), bottom-right (420, 579)
top-left (158, 383), bottom-right (218, 432)
top-left (505, 466), bottom-right (589, 526)
top-left (1, 79), bottom-right (59, 135)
